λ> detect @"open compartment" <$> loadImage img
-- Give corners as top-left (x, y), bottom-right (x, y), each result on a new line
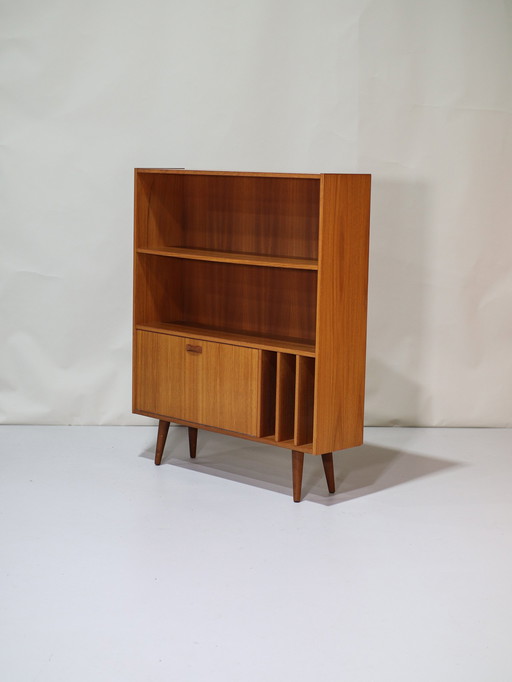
top-left (275, 353), bottom-right (296, 442)
top-left (259, 351), bottom-right (277, 437)
top-left (134, 254), bottom-right (317, 349)
top-left (294, 356), bottom-right (315, 446)
top-left (136, 172), bottom-right (320, 260)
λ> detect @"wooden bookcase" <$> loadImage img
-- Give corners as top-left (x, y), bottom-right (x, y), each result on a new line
top-left (133, 170), bottom-right (371, 501)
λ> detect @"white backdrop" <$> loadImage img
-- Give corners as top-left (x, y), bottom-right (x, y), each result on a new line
top-left (1, 0), bottom-right (511, 426)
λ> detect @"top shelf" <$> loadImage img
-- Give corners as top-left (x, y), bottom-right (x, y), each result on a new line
top-left (137, 246), bottom-right (318, 270)
top-left (136, 172), bottom-right (321, 261)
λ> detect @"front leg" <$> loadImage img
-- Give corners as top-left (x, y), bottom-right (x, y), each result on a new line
top-left (155, 420), bottom-right (170, 465)
top-left (321, 452), bottom-right (335, 493)
top-left (188, 427), bottom-right (198, 458)
top-left (292, 450), bottom-right (304, 502)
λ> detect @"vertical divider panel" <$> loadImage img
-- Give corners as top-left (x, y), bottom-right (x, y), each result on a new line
top-left (258, 351), bottom-right (277, 437)
top-left (275, 353), bottom-right (296, 442)
top-left (294, 356), bottom-right (315, 446)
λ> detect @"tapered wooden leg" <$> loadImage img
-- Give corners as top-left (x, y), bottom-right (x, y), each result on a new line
top-left (188, 427), bottom-right (198, 459)
top-left (155, 420), bottom-right (170, 466)
top-left (321, 452), bottom-right (335, 493)
top-left (292, 450), bottom-right (304, 502)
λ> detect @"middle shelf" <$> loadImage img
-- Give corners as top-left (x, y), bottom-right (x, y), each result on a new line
top-left (136, 322), bottom-right (316, 356)
top-left (136, 246), bottom-right (318, 270)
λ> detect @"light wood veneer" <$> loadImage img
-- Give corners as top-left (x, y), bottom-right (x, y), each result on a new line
top-left (133, 169), bottom-right (371, 501)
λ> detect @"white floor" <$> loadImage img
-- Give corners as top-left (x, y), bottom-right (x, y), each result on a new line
top-left (1, 426), bottom-right (512, 681)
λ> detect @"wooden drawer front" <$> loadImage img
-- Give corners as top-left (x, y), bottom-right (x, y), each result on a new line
top-left (135, 331), bottom-right (261, 436)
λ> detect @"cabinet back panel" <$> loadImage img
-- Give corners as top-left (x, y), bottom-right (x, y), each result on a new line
top-left (182, 261), bottom-right (317, 343)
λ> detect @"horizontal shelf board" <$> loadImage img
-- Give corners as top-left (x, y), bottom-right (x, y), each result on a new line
top-left (136, 322), bottom-right (316, 357)
top-left (135, 169), bottom-right (321, 179)
top-left (137, 246), bottom-right (318, 270)
top-left (273, 437), bottom-right (314, 451)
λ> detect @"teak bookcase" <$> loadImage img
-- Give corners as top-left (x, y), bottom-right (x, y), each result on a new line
top-left (133, 170), bottom-right (371, 501)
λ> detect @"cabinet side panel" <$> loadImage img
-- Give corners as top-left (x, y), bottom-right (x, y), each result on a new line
top-left (133, 172), bottom-right (141, 412)
top-left (313, 175), bottom-right (371, 453)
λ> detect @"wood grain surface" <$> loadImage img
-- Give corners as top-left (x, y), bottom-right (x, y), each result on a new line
top-left (313, 174), bottom-right (371, 453)
top-left (135, 331), bottom-right (261, 436)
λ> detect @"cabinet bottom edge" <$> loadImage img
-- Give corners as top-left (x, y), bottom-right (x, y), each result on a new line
top-left (133, 408), bottom-right (315, 454)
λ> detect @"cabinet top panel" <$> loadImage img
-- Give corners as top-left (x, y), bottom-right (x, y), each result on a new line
top-left (135, 169), bottom-right (370, 179)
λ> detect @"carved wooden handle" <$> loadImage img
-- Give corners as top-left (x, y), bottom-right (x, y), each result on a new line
top-left (186, 344), bottom-right (202, 354)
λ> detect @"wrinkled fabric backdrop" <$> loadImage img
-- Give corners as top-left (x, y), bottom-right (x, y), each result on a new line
top-left (1, 0), bottom-right (511, 425)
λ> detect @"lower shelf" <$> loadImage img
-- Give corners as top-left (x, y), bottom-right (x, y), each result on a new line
top-left (136, 322), bottom-right (316, 357)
